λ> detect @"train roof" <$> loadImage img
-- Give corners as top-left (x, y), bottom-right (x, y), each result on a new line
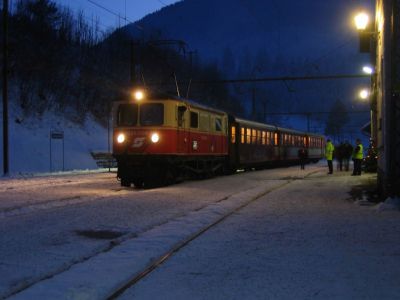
top-left (231, 115), bottom-right (324, 138)
top-left (113, 95), bottom-right (227, 116)
top-left (233, 117), bottom-right (278, 131)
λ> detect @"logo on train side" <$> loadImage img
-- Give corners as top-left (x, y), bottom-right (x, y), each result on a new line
top-left (132, 137), bottom-right (146, 148)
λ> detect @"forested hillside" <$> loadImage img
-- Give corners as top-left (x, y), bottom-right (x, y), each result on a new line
top-left (1, 0), bottom-right (242, 126)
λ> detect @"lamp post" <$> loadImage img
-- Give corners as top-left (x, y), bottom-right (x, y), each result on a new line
top-left (354, 11), bottom-right (375, 52)
top-left (353, 10), bottom-right (378, 151)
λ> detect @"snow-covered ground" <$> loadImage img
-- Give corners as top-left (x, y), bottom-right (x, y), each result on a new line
top-left (0, 105), bottom-right (109, 175)
top-left (122, 171), bottom-right (400, 300)
top-left (1, 164), bottom-right (399, 299)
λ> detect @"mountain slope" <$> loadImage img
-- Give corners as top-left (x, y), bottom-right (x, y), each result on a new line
top-left (126, 0), bottom-right (365, 65)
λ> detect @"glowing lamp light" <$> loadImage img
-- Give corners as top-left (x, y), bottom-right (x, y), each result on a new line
top-left (355, 12), bottom-right (369, 30)
top-left (151, 133), bottom-right (160, 143)
top-left (117, 133), bottom-right (126, 143)
top-left (359, 89), bottom-right (370, 100)
top-left (362, 66), bottom-right (374, 74)
top-left (133, 90), bottom-right (145, 101)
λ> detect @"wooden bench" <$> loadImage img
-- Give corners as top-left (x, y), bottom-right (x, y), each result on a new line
top-left (90, 152), bottom-right (117, 168)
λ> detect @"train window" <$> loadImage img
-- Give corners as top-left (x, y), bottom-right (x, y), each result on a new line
top-left (140, 103), bottom-right (164, 126)
top-left (252, 129), bottom-right (257, 144)
top-left (241, 127), bottom-right (245, 144)
top-left (246, 128), bottom-right (251, 144)
top-left (231, 126), bottom-right (236, 143)
top-left (274, 133), bottom-right (278, 145)
top-left (117, 103), bottom-right (138, 126)
top-left (262, 131), bottom-right (266, 145)
top-left (199, 113), bottom-right (210, 131)
top-left (256, 130), bottom-right (259, 144)
top-left (177, 106), bottom-right (186, 127)
top-left (215, 118), bottom-right (222, 132)
top-left (190, 112), bottom-right (198, 128)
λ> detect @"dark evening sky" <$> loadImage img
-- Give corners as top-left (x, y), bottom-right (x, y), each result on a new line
top-left (52, 0), bottom-right (180, 31)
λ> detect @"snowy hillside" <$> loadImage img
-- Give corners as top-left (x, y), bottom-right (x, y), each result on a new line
top-left (0, 103), bottom-right (110, 175)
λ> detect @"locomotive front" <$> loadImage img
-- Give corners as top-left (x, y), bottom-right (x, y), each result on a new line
top-left (113, 97), bottom-right (182, 187)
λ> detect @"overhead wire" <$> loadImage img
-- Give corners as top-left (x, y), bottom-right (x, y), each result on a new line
top-left (86, 0), bottom-right (143, 30)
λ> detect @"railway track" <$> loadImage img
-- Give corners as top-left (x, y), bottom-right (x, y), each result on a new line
top-left (107, 181), bottom-right (291, 299)
top-left (5, 168), bottom-right (323, 299)
top-left (108, 171), bottom-right (324, 298)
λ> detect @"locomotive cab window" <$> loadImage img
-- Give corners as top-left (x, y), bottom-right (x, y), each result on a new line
top-left (215, 118), bottom-right (222, 132)
top-left (190, 112), bottom-right (199, 128)
top-left (117, 103), bottom-right (138, 126)
top-left (140, 103), bottom-right (164, 126)
top-left (177, 105), bottom-right (187, 127)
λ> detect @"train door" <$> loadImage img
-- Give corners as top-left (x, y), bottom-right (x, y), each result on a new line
top-left (229, 122), bottom-right (239, 167)
top-left (214, 115), bottom-right (224, 153)
top-left (177, 105), bottom-right (188, 153)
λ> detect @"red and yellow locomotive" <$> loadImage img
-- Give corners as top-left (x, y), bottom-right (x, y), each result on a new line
top-left (113, 95), bottom-right (229, 187)
top-left (113, 94), bottom-right (325, 187)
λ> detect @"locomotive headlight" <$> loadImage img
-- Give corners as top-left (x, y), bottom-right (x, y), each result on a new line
top-left (117, 133), bottom-right (126, 144)
top-left (151, 133), bottom-right (160, 143)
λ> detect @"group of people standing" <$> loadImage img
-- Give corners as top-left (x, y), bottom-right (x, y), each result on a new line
top-left (325, 139), bottom-right (364, 175)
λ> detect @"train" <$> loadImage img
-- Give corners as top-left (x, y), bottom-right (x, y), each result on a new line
top-left (112, 94), bottom-right (325, 188)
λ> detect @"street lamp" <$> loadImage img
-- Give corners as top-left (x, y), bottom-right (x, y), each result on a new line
top-left (359, 88), bottom-right (370, 100)
top-left (354, 11), bottom-right (375, 53)
top-left (362, 66), bottom-right (374, 75)
top-left (354, 12), bottom-right (369, 30)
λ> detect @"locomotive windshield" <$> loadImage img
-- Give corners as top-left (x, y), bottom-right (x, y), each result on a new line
top-left (117, 103), bottom-right (138, 126)
top-left (140, 103), bottom-right (164, 126)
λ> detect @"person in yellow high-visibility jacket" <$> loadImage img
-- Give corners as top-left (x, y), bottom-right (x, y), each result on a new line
top-left (352, 139), bottom-right (364, 176)
top-left (325, 139), bottom-right (335, 174)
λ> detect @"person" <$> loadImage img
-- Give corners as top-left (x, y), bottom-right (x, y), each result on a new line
top-left (352, 139), bottom-right (364, 176)
top-left (325, 139), bottom-right (335, 174)
top-left (298, 146), bottom-right (308, 170)
top-left (336, 142), bottom-right (344, 171)
top-left (342, 141), bottom-right (353, 171)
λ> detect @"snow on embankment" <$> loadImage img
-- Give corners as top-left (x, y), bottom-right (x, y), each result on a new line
top-left (376, 197), bottom-right (400, 211)
top-left (0, 104), bottom-right (109, 175)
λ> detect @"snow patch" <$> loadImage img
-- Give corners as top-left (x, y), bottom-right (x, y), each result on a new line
top-left (376, 197), bottom-right (400, 212)
top-left (0, 103), bottom-right (110, 175)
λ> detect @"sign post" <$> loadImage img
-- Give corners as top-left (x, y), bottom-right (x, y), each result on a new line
top-left (49, 130), bottom-right (64, 172)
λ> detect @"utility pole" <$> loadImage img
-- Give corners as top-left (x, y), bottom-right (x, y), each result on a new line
top-left (2, 0), bottom-right (9, 176)
top-left (130, 40), bottom-right (142, 86)
top-left (251, 88), bottom-right (256, 120)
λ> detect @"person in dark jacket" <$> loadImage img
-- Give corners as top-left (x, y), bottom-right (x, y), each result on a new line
top-left (298, 146), bottom-right (308, 170)
top-left (342, 141), bottom-right (353, 171)
top-left (336, 142), bottom-right (344, 171)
